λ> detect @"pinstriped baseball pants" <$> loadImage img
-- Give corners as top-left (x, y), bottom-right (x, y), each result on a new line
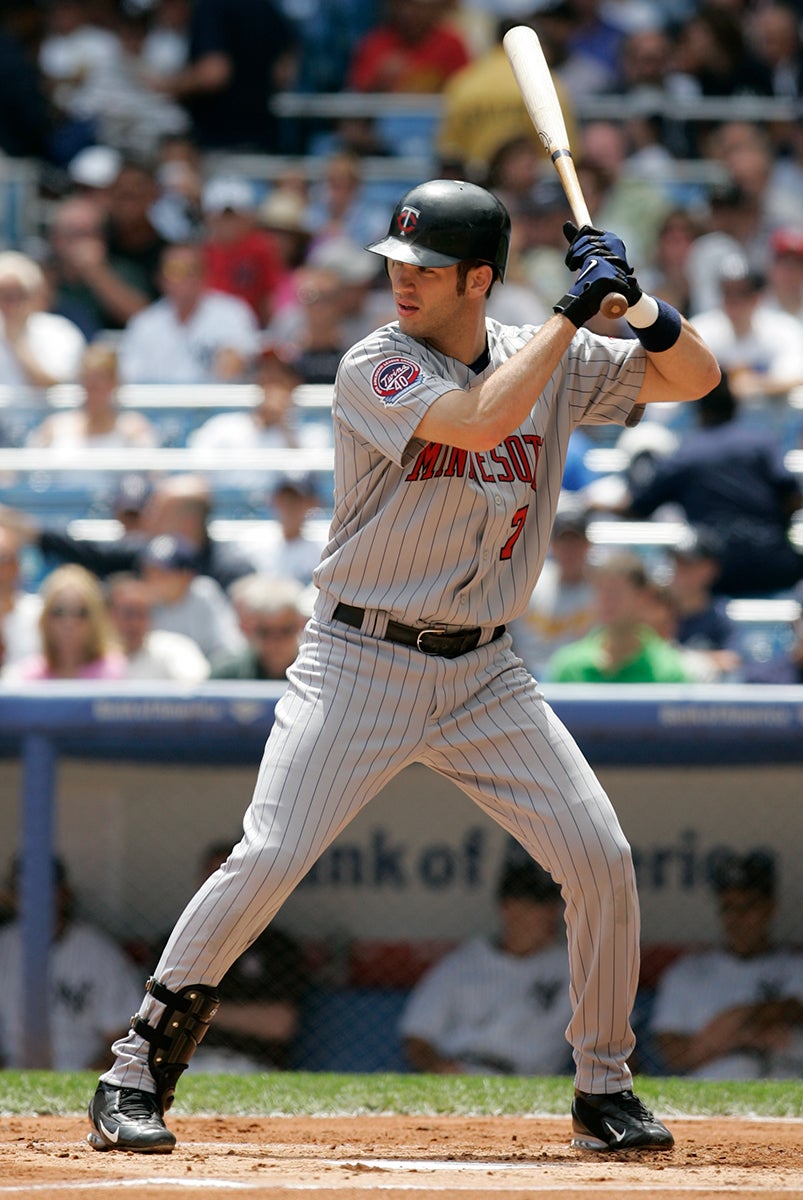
top-left (104, 618), bottom-right (639, 1095)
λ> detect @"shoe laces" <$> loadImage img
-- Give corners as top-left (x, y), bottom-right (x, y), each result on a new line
top-left (617, 1091), bottom-right (655, 1121)
top-left (118, 1088), bottom-right (160, 1120)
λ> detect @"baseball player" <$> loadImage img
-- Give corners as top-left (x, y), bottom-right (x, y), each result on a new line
top-left (87, 179), bottom-right (719, 1154)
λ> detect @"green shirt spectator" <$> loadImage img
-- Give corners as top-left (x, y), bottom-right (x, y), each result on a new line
top-left (549, 625), bottom-right (691, 683)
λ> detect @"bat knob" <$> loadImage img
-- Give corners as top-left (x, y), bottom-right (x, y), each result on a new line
top-left (600, 292), bottom-right (628, 320)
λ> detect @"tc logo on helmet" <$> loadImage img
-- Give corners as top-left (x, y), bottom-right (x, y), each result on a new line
top-left (396, 205), bottom-right (420, 234)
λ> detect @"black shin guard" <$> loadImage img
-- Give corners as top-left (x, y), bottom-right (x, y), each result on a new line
top-left (132, 977), bottom-right (220, 1113)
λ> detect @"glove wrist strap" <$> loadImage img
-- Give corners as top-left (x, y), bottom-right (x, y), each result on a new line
top-left (626, 296), bottom-right (682, 351)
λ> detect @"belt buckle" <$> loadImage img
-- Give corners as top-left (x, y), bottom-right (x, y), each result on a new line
top-left (416, 627), bottom-right (447, 654)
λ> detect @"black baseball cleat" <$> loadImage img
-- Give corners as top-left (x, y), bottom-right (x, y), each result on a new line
top-left (571, 1089), bottom-right (674, 1151)
top-left (87, 1082), bottom-right (176, 1153)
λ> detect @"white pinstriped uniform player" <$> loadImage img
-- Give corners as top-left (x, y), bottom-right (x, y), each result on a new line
top-left (89, 179), bottom-right (720, 1154)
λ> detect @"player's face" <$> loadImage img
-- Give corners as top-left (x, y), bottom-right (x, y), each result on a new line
top-left (387, 260), bottom-right (466, 344)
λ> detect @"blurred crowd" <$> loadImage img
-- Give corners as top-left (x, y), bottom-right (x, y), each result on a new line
top-left (0, 0), bottom-right (801, 686)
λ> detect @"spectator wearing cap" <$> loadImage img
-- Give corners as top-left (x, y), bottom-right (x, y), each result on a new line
top-left (742, 611), bottom-right (803, 683)
top-left (110, 473), bottom-right (152, 536)
top-left (398, 857), bottom-right (572, 1076)
top-left (649, 852), bottom-right (803, 1079)
top-left (81, 159), bottom-right (168, 331)
top-left (761, 228), bottom-right (803, 323)
top-left (664, 527), bottom-right (741, 679)
top-left (201, 177), bottom-right (288, 326)
top-left (246, 472), bottom-right (326, 588)
top-left (141, 533), bottom-right (246, 663)
top-left (0, 251), bottom-right (86, 388)
top-left (509, 499), bottom-right (597, 681)
top-left (258, 187), bottom-right (314, 315)
top-left (305, 236), bottom-right (393, 347)
top-left (118, 241), bottom-right (260, 384)
top-left (210, 574), bottom-right (307, 680)
top-left (0, 473), bottom-right (255, 594)
top-left (622, 374), bottom-right (803, 599)
top-left (691, 253), bottom-right (803, 408)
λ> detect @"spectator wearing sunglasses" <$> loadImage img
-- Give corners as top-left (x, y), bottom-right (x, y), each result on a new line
top-left (210, 574), bottom-right (307, 681)
top-left (3, 563), bottom-right (126, 681)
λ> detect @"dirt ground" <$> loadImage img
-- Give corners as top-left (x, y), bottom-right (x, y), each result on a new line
top-left (2, 1114), bottom-right (803, 1199)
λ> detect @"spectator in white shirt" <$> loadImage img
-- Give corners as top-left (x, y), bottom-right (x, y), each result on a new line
top-left (399, 859), bottom-right (572, 1076)
top-left (247, 471), bottom-right (326, 588)
top-left (187, 347), bottom-right (315, 490)
top-left (0, 251), bottom-right (86, 388)
top-left (691, 253), bottom-right (803, 409)
top-left (0, 854), bottom-right (141, 1071)
top-left (0, 525), bottom-right (42, 671)
top-left (118, 242), bottom-right (260, 384)
top-left (106, 572), bottom-right (210, 683)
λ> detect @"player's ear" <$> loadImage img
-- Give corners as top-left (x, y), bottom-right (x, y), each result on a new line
top-left (468, 263), bottom-right (494, 299)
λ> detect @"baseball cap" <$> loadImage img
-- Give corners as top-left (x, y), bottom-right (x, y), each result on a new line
top-left (142, 534), bottom-right (203, 572)
top-left (307, 236), bottom-right (381, 285)
top-left (552, 495), bottom-right (590, 538)
top-left (112, 472), bottom-right (152, 516)
top-left (770, 227), bottom-right (803, 258)
top-left (202, 177), bottom-right (255, 216)
top-left (271, 471), bottom-right (320, 501)
top-left (258, 189), bottom-right (312, 236)
top-left (711, 851), bottom-right (776, 898)
top-left (68, 145), bottom-right (122, 189)
top-left (716, 252), bottom-right (764, 291)
top-left (497, 860), bottom-right (561, 903)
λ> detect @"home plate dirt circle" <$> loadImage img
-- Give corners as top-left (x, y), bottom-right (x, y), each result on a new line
top-left (2, 1114), bottom-right (802, 1199)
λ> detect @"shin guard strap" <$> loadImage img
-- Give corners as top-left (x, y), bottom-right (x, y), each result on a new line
top-left (132, 976), bottom-right (220, 1113)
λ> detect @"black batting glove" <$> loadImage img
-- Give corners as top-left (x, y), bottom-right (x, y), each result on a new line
top-left (562, 221), bottom-right (632, 275)
top-left (555, 221), bottom-right (642, 326)
top-left (553, 258), bottom-right (640, 328)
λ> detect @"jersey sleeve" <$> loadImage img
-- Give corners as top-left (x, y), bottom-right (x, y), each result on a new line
top-left (334, 331), bottom-right (461, 467)
top-left (561, 329), bottom-right (647, 429)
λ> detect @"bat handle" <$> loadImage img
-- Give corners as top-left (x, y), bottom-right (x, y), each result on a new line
top-left (600, 292), bottom-right (629, 320)
top-left (556, 165), bottom-right (630, 322)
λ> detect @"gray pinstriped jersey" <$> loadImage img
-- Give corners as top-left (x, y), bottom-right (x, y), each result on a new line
top-left (314, 318), bottom-right (646, 629)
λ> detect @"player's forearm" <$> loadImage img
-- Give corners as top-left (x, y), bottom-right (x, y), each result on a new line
top-left (79, 260), bottom-right (152, 325)
top-left (418, 315), bottom-right (574, 451)
top-left (161, 54), bottom-right (231, 98)
top-left (403, 1036), bottom-right (461, 1074)
top-left (637, 318), bottom-right (721, 406)
top-left (212, 1000), bottom-right (299, 1042)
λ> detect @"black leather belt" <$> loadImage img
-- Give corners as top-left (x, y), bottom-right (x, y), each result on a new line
top-left (333, 602), bottom-right (505, 658)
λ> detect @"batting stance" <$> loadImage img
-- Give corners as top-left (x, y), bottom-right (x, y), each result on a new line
top-left (88, 180), bottom-right (719, 1154)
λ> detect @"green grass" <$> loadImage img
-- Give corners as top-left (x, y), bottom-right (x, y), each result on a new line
top-left (1, 1071), bottom-right (802, 1119)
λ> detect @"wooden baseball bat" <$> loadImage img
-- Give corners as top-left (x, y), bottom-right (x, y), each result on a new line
top-left (503, 24), bottom-right (628, 320)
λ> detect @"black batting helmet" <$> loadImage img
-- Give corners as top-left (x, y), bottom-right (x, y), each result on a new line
top-left (366, 179), bottom-right (511, 282)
